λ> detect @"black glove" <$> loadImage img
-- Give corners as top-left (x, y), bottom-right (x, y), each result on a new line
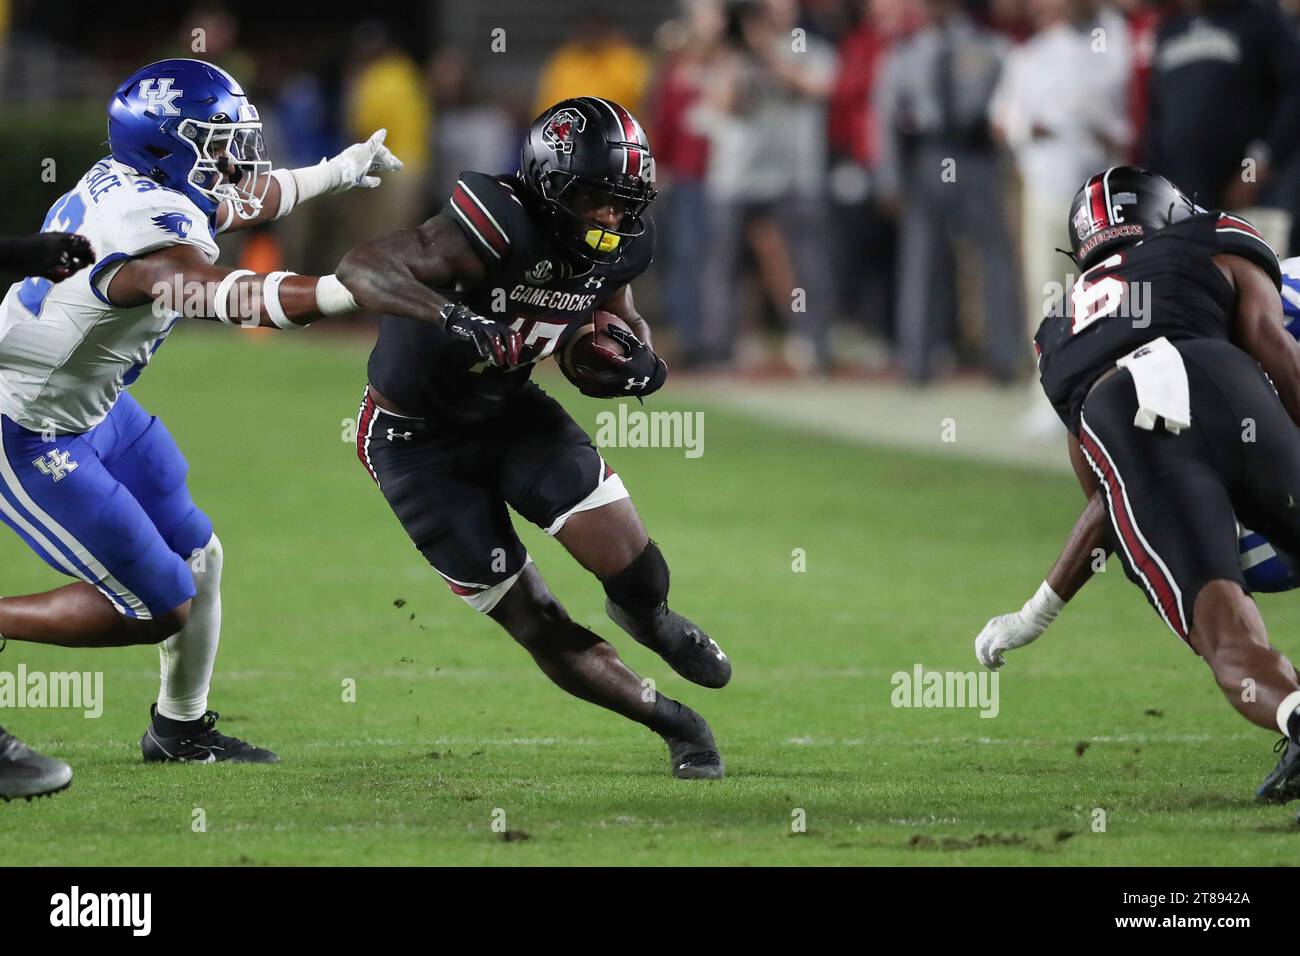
top-left (440, 302), bottom-right (522, 368)
top-left (581, 325), bottom-right (668, 399)
top-left (0, 233), bottom-right (94, 281)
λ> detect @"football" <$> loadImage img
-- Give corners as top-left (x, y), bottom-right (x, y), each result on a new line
top-left (556, 309), bottom-right (634, 388)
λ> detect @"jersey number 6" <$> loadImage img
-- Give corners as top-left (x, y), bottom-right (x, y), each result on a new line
top-left (1070, 253), bottom-right (1127, 335)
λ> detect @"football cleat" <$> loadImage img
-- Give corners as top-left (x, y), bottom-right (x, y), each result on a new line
top-left (141, 706), bottom-right (279, 764)
top-left (665, 730), bottom-right (725, 780)
top-left (0, 726), bottom-right (73, 801)
top-left (1257, 736), bottom-right (1300, 803)
top-left (661, 709), bottom-right (725, 780)
top-left (606, 599), bottom-right (732, 689)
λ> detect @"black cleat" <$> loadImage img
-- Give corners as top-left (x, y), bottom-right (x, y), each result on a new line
top-left (141, 706), bottom-right (279, 764)
top-left (0, 726), bottom-right (72, 801)
top-left (606, 599), bottom-right (732, 689)
top-left (662, 712), bottom-right (725, 780)
top-left (1257, 736), bottom-right (1300, 804)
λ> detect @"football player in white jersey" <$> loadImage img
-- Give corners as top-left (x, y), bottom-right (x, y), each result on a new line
top-left (0, 58), bottom-right (399, 763)
top-left (0, 229), bottom-right (91, 799)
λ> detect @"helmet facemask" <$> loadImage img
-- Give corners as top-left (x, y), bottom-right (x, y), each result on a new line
top-left (176, 110), bottom-right (271, 220)
top-left (542, 170), bottom-right (656, 264)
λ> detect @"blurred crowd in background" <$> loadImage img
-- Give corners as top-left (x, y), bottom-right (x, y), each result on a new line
top-left (3, 0), bottom-right (1300, 384)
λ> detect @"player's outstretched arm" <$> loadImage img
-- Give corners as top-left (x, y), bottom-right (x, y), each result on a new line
top-left (336, 215), bottom-right (482, 319)
top-left (0, 232), bottom-right (94, 280)
top-left (336, 214), bottom-right (522, 367)
top-left (105, 244), bottom-right (358, 329)
top-left (974, 434), bottom-right (1113, 670)
top-left (1222, 252), bottom-right (1300, 427)
top-left (215, 129), bottom-right (403, 234)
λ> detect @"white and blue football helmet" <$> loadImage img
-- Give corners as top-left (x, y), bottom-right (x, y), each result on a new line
top-left (107, 58), bottom-right (271, 220)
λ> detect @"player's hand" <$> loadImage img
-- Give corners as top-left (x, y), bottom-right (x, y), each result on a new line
top-left (974, 611), bottom-right (1043, 670)
top-left (443, 305), bottom-right (522, 368)
top-left (8, 233), bottom-right (94, 281)
top-left (581, 326), bottom-right (668, 399)
top-left (324, 129), bottom-right (404, 193)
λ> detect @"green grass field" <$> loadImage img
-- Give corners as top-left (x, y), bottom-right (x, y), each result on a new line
top-left (2, 325), bottom-right (1298, 865)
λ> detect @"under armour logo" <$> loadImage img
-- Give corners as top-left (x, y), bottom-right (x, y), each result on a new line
top-left (585, 275), bottom-right (605, 290)
top-left (139, 78), bottom-right (183, 116)
top-left (32, 450), bottom-right (77, 482)
top-left (386, 428), bottom-right (413, 442)
top-left (624, 376), bottom-right (650, 391)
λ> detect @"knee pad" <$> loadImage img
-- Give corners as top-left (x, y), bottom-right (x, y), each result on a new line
top-left (601, 540), bottom-right (669, 615)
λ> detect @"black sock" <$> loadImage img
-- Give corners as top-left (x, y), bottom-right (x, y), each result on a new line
top-left (1288, 707), bottom-right (1300, 743)
top-left (646, 694), bottom-right (705, 741)
top-left (152, 710), bottom-right (206, 736)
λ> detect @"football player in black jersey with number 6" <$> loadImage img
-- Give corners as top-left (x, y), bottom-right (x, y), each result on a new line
top-left (977, 167), bottom-right (1300, 802)
top-left (336, 98), bottom-right (729, 779)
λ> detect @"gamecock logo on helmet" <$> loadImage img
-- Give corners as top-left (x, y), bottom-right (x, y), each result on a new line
top-left (1072, 204), bottom-right (1093, 241)
top-left (542, 108), bottom-right (586, 154)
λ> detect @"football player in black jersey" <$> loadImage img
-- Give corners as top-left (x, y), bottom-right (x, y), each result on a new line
top-left (335, 98), bottom-right (730, 779)
top-left (973, 167), bottom-right (1300, 802)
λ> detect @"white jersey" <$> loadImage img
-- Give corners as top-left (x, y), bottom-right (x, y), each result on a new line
top-left (0, 158), bottom-right (219, 434)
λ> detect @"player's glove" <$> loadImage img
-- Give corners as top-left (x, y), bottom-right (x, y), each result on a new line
top-left (974, 581), bottom-right (1064, 670)
top-left (323, 129), bottom-right (403, 191)
top-left (285, 129), bottom-right (404, 207)
top-left (0, 233), bottom-right (94, 281)
top-left (441, 303), bottom-right (523, 368)
top-left (580, 326), bottom-right (669, 399)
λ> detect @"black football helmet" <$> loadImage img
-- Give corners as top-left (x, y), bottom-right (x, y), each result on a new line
top-left (1068, 166), bottom-right (1199, 271)
top-left (519, 96), bottom-right (657, 265)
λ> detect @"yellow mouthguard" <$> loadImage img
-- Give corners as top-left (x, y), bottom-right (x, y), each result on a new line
top-left (584, 229), bottom-right (620, 253)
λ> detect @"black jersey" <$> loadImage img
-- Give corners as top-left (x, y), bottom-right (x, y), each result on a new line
top-left (367, 171), bottom-right (655, 425)
top-left (1035, 211), bottom-right (1281, 433)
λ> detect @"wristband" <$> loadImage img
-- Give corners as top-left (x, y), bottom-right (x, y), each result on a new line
top-left (270, 169), bottom-right (299, 219)
top-left (1021, 580), bottom-right (1064, 634)
top-left (213, 269), bottom-right (255, 325)
top-left (288, 158), bottom-right (340, 207)
top-left (315, 274), bottom-right (358, 316)
top-left (264, 271), bottom-right (300, 329)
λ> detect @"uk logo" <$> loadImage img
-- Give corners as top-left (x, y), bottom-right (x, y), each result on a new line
top-left (138, 78), bottom-right (183, 116)
top-left (542, 108), bottom-right (586, 154)
top-left (32, 450), bottom-right (77, 482)
top-left (151, 213), bottom-right (192, 239)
